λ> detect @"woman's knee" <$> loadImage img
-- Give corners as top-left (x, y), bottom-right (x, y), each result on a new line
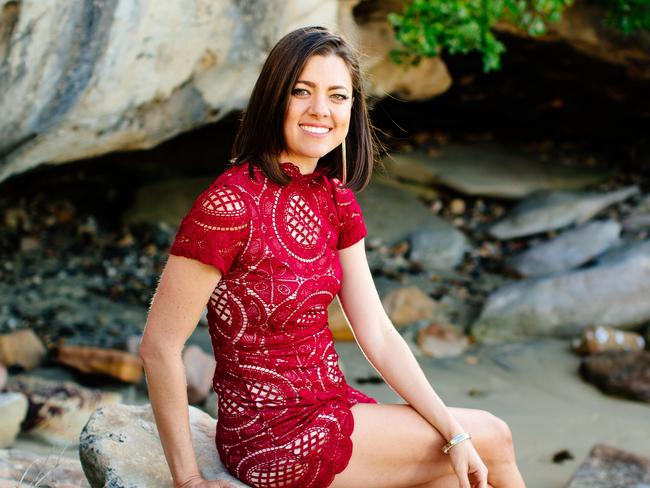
top-left (479, 411), bottom-right (516, 463)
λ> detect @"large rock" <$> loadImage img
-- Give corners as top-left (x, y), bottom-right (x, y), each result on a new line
top-left (0, 393), bottom-right (28, 448)
top-left (489, 186), bottom-right (639, 240)
top-left (506, 220), bottom-right (622, 277)
top-left (0, 0), bottom-right (452, 183)
top-left (472, 240), bottom-right (650, 343)
top-left (4, 375), bottom-right (121, 447)
top-left (0, 447), bottom-right (90, 487)
top-left (407, 143), bottom-right (611, 200)
top-left (79, 403), bottom-right (249, 488)
top-left (565, 443), bottom-right (650, 487)
top-left (579, 350), bottom-right (650, 403)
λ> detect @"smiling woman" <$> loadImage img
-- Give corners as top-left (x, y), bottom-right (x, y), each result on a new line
top-left (140, 25), bottom-right (526, 488)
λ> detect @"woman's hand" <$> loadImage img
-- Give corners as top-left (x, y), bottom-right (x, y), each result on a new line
top-left (446, 440), bottom-right (489, 488)
top-left (175, 474), bottom-right (238, 488)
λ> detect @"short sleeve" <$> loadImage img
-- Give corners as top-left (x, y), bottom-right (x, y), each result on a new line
top-left (332, 180), bottom-right (367, 250)
top-left (169, 182), bottom-right (250, 276)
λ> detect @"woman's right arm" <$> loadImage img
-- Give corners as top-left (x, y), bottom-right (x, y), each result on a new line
top-left (139, 254), bottom-right (235, 488)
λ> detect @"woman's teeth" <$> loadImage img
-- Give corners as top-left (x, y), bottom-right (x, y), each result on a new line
top-left (300, 125), bottom-right (330, 134)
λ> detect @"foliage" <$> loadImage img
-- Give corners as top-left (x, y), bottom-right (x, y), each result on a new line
top-left (388, 0), bottom-right (648, 73)
top-left (594, 0), bottom-right (650, 34)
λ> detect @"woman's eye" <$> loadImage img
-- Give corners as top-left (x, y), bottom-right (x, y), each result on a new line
top-left (292, 88), bottom-right (309, 96)
top-left (332, 94), bottom-right (349, 101)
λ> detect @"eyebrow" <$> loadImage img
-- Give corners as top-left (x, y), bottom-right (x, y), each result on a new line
top-left (295, 80), bottom-right (349, 91)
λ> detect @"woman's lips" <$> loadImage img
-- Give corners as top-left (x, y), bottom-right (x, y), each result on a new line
top-left (299, 124), bottom-right (332, 137)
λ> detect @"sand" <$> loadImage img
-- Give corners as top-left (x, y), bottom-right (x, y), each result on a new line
top-left (334, 336), bottom-right (650, 488)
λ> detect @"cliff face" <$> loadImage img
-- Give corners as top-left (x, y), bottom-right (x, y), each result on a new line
top-left (0, 0), bottom-right (647, 183)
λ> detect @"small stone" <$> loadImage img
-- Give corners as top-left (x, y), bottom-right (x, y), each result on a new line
top-left (565, 443), bottom-right (650, 487)
top-left (572, 325), bottom-right (645, 355)
top-left (417, 323), bottom-right (470, 358)
top-left (56, 344), bottom-right (144, 383)
top-left (183, 345), bottom-right (216, 404)
top-left (449, 198), bottom-right (466, 215)
top-left (579, 350), bottom-right (650, 403)
top-left (0, 329), bottom-right (47, 371)
top-left (382, 286), bottom-right (443, 328)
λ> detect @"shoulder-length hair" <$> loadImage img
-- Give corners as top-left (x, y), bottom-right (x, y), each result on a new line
top-left (230, 25), bottom-right (380, 192)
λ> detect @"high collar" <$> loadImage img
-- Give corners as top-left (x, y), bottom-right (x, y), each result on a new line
top-left (280, 161), bottom-right (326, 180)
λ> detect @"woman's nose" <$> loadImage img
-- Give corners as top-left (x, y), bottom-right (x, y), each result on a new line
top-left (309, 93), bottom-right (330, 117)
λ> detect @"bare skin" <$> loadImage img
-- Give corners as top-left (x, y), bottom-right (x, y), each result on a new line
top-left (141, 53), bottom-right (526, 488)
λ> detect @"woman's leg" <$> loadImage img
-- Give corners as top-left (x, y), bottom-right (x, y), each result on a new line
top-left (329, 403), bottom-right (525, 488)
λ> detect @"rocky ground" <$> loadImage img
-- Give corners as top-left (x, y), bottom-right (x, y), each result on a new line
top-left (1, 131), bottom-right (650, 487)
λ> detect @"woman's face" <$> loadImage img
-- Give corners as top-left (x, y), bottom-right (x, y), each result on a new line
top-left (280, 54), bottom-right (354, 170)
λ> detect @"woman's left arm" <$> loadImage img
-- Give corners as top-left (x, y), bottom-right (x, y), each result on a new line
top-left (337, 239), bottom-right (466, 441)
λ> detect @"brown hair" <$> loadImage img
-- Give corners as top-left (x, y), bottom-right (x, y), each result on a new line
top-left (230, 25), bottom-right (380, 191)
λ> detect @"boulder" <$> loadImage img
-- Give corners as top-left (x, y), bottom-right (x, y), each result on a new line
top-left (79, 403), bottom-right (249, 487)
top-left (472, 240), bottom-right (650, 343)
top-left (565, 443), bottom-right (650, 487)
top-left (489, 186), bottom-right (639, 240)
top-left (4, 375), bottom-right (121, 447)
top-left (506, 220), bottom-right (621, 277)
top-left (579, 350), bottom-right (650, 403)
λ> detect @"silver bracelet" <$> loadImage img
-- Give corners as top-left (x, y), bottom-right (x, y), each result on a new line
top-left (441, 432), bottom-right (472, 454)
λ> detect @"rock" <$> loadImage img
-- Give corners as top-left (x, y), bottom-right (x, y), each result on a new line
top-left (417, 323), bottom-right (470, 358)
top-left (579, 350), bottom-right (650, 403)
top-left (79, 403), bottom-right (249, 488)
top-left (506, 220), bottom-right (622, 277)
top-left (4, 375), bottom-right (121, 447)
top-left (622, 194), bottom-right (650, 231)
top-left (328, 298), bottom-right (355, 341)
top-left (565, 443), bottom-right (650, 487)
top-left (402, 143), bottom-right (611, 200)
top-left (183, 345), bottom-right (216, 404)
top-left (489, 186), bottom-right (639, 240)
top-left (381, 286), bottom-right (444, 327)
top-left (55, 344), bottom-right (144, 383)
top-left (408, 221), bottom-right (469, 271)
top-left (0, 329), bottom-right (47, 371)
top-left (472, 240), bottom-right (650, 343)
top-left (380, 153), bottom-right (438, 185)
top-left (0, 1), bottom-right (453, 183)
top-left (572, 325), bottom-right (646, 355)
top-left (0, 393), bottom-right (28, 448)
top-left (496, 0), bottom-right (650, 80)
top-left (0, 447), bottom-right (90, 487)
top-left (357, 176), bottom-right (461, 246)
top-left (204, 390), bottom-right (218, 419)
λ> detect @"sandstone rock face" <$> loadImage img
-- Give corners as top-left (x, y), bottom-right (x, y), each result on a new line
top-left (4, 375), bottom-right (121, 447)
top-left (79, 403), bottom-right (250, 488)
top-left (0, 0), bottom-right (453, 183)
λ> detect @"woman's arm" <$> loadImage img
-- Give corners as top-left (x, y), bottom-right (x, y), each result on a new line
top-left (139, 254), bottom-right (223, 487)
top-left (337, 240), bottom-right (466, 441)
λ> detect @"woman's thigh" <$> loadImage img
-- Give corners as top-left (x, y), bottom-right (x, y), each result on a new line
top-left (329, 402), bottom-right (508, 488)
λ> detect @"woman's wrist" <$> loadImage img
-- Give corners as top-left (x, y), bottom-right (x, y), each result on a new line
top-left (174, 472), bottom-right (203, 488)
top-left (441, 432), bottom-right (472, 454)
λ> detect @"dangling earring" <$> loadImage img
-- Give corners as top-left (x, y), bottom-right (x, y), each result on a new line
top-left (341, 138), bottom-right (347, 185)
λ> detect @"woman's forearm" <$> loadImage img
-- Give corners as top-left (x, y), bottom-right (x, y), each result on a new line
top-left (141, 348), bottom-right (202, 486)
top-left (364, 323), bottom-right (466, 441)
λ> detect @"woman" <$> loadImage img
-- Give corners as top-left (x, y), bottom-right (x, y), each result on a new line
top-left (139, 26), bottom-right (526, 488)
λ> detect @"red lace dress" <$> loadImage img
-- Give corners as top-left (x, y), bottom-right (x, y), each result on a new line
top-left (169, 160), bottom-right (378, 488)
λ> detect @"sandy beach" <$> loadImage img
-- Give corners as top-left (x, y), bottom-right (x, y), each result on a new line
top-left (334, 336), bottom-right (650, 488)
